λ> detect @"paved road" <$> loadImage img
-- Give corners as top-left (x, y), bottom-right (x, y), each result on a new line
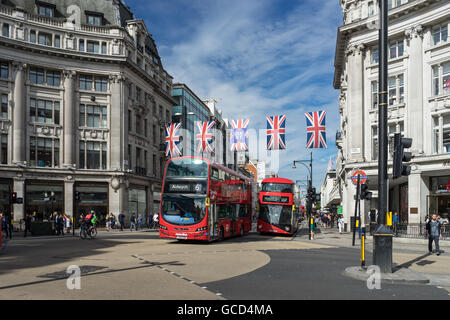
top-left (0, 229), bottom-right (449, 300)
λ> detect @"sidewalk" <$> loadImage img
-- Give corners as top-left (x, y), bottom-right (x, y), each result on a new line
top-left (297, 225), bottom-right (450, 287)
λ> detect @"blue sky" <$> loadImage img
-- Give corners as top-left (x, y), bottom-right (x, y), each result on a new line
top-left (129, 0), bottom-right (342, 189)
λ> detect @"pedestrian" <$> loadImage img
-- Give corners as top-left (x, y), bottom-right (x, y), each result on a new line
top-left (137, 215), bottom-right (143, 231)
top-left (1, 213), bottom-right (7, 239)
top-left (118, 211), bottom-right (125, 231)
top-left (311, 217), bottom-right (316, 240)
top-left (148, 214), bottom-right (152, 229)
top-left (110, 214), bottom-right (116, 230)
top-left (426, 214), bottom-right (442, 256)
top-left (338, 214), bottom-right (344, 234)
top-left (130, 213), bottom-right (136, 231)
top-left (106, 213), bottom-right (112, 231)
top-left (4, 212), bottom-right (12, 239)
top-left (152, 212), bottom-right (159, 229)
top-left (24, 213), bottom-right (32, 237)
top-left (393, 212), bottom-right (399, 236)
top-left (321, 214), bottom-right (328, 230)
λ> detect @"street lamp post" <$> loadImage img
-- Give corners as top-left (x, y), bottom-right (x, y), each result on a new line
top-left (292, 152), bottom-right (313, 240)
top-left (374, 0), bottom-right (393, 273)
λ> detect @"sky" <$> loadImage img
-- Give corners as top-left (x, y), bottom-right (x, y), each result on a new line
top-left (128, 0), bottom-right (342, 189)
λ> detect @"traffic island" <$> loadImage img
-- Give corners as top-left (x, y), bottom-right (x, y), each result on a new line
top-left (343, 266), bottom-right (430, 285)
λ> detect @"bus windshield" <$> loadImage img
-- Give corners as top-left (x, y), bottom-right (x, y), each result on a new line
top-left (166, 158), bottom-right (209, 178)
top-left (259, 204), bottom-right (292, 226)
top-left (261, 183), bottom-right (292, 193)
top-left (161, 196), bottom-right (206, 225)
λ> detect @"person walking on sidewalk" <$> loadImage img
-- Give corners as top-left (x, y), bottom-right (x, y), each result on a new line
top-left (118, 212), bottom-right (125, 231)
top-left (426, 214), bottom-right (442, 256)
top-left (338, 214), bottom-right (344, 234)
top-left (393, 212), bottom-right (399, 237)
top-left (130, 213), bottom-right (136, 231)
top-left (24, 213), bottom-right (32, 237)
top-left (152, 212), bottom-right (159, 229)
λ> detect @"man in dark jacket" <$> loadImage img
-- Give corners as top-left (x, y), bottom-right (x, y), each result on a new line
top-left (426, 214), bottom-right (442, 256)
top-left (118, 212), bottom-right (125, 231)
top-left (24, 213), bottom-right (32, 237)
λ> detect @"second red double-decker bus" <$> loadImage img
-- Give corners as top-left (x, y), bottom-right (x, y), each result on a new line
top-left (159, 156), bottom-right (253, 242)
top-left (257, 177), bottom-right (299, 235)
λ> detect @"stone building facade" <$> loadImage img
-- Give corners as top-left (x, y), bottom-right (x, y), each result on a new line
top-left (334, 0), bottom-right (450, 226)
top-left (0, 0), bottom-right (175, 226)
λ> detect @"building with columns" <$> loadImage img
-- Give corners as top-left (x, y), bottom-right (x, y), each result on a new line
top-left (0, 0), bottom-right (175, 227)
top-left (333, 0), bottom-right (450, 227)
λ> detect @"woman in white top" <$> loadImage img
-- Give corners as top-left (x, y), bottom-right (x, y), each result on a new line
top-left (338, 214), bottom-right (345, 234)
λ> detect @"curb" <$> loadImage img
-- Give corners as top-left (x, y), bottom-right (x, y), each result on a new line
top-left (343, 266), bottom-right (430, 284)
top-left (366, 235), bottom-right (450, 247)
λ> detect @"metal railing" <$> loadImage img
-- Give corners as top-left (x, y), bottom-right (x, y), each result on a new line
top-left (392, 222), bottom-right (450, 240)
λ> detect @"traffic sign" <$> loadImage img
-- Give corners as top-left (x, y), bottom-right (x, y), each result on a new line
top-left (351, 170), bottom-right (368, 185)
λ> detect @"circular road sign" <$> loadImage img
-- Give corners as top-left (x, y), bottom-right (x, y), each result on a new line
top-left (351, 170), bottom-right (368, 185)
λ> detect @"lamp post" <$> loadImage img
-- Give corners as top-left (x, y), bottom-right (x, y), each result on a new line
top-left (374, 0), bottom-right (393, 274)
top-left (292, 152), bottom-right (313, 240)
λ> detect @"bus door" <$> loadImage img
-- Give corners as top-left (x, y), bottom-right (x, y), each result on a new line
top-left (209, 202), bottom-right (218, 240)
top-left (231, 205), bottom-right (237, 235)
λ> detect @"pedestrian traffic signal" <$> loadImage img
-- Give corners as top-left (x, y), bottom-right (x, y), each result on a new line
top-left (393, 133), bottom-right (412, 179)
top-left (11, 192), bottom-right (17, 204)
top-left (360, 183), bottom-right (372, 200)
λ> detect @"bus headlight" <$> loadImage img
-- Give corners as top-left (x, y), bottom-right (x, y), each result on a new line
top-left (160, 225), bottom-right (167, 230)
top-left (196, 226), bottom-right (207, 232)
top-left (285, 226), bottom-right (290, 231)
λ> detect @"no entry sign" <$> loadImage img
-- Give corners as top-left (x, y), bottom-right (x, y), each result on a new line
top-left (351, 170), bottom-right (367, 185)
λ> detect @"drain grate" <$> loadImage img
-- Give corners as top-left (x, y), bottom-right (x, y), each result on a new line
top-left (38, 265), bottom-right (107, 279)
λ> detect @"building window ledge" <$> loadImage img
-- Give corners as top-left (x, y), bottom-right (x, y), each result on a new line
top-left (425, 41), bottom-right (450, 53)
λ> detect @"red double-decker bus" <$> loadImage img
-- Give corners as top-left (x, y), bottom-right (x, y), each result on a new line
top-left (257, 177), bottom-right (299, 235)
top-left (159, 156), bottom-right (253, 242)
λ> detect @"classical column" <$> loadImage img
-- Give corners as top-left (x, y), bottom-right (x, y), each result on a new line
top-left (12, 62), bottom-right (26, 164)
top-left (110, 74), bottom-right (125, 170)
top-left (63, 70), bottom-right (77, 167)
top-left (346, 44), bottom-right (365, 161)
top-left (405, 25), bottom-right (424, 154)
top-left (407, 170), bottom-right (428, 224)
top-left (12, 177), bottom-right (25, 223)
top-left (64, 178), bottom-right (74, 218)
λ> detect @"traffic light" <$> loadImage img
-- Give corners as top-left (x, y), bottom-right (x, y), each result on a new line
top-left (10, 192), bottom-right (23, 204)
top-left (393, 133), bottom-right (412, 179)
top-left (360, 183), bottom-right (372, 200)
top-left (11, 192), bottom-right (17, 204)
top-left (75, 192), bottom-right (81, 201)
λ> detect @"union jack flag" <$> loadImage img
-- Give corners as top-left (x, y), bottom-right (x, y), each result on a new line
top-left (267, 115), bottom-right (286, 150)
top-left (165, 123), bottom-right (182, 157)
top-left (305, 111), bottom-right (327, 149)
top-left (196, 121), bottom-right (215, 154)
top-left (230, 119), bottom-right (249, 151)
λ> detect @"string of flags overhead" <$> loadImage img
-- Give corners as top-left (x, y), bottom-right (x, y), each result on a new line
top-left (165, 110), bottom-right (327, 156)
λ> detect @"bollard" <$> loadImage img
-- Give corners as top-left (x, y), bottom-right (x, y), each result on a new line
top-left (361, 227), bottom-right (366, 269)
